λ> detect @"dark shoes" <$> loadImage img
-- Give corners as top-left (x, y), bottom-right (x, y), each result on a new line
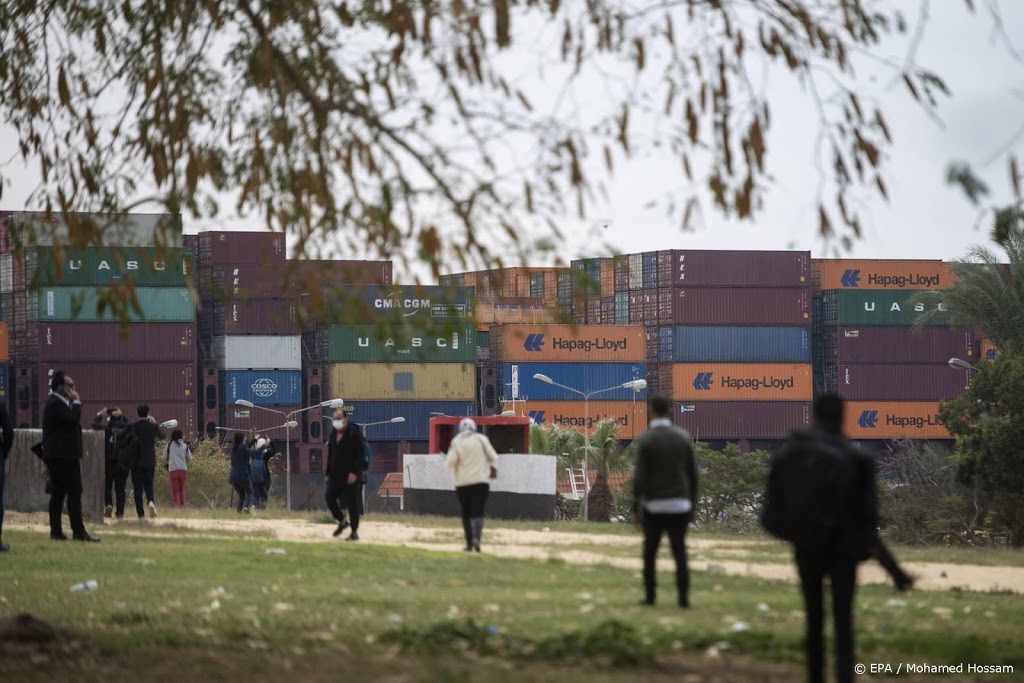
top-left (895, 572), bottom-right (914, 592)
top-left (50, 533), bottom-right (69, 541)
top-left (332, 519), bottom-right (350, 537)
top-left (0, 541), bottom-right (9, 552)
top-left (345, 532), bottom-right (360, 542)
top-left (73, 533), bottom-right (101, 543)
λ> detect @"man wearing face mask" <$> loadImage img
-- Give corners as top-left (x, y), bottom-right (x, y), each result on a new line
top-left (324, 409), bottom-right (367, 541)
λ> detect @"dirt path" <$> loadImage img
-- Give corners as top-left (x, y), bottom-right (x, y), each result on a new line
top-left (6, 512), bottom-right (1023, 593)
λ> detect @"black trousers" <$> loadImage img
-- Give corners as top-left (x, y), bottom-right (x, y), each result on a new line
top-left (131, 466), bottom-right (156, 518)
top-left (455, 483), bottom-right (490, 547)
top-left (641, 511), bottom-right (690, 606)
top-left (325, 477), bottom-right (362, 531)
top-left (104, 458), bottom-right (129, 515)
top-left (796, 551), bottom-right (858, 683)
top-left (47, 458), bottom-right (87, 537)
top-left (233, 481), bottom-right (252, 512)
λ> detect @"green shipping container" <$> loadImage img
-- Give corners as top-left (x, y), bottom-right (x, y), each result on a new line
top-left (822, 290), bottom-right (950, 326)
top-left (475, 330), bottom-right (490, 349)
top-left (25, 247), bottom-right (192, 288)
top-left (325, 324), bottom-right (477, 362)
top-left (29, 287), bottom-right (196, 322)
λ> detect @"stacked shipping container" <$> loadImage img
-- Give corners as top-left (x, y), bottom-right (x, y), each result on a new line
top-left (813, 259), bottom-right (965, 441)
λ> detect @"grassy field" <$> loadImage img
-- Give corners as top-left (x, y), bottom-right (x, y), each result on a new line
top-left (2, 520), bottom-right (1022, 682)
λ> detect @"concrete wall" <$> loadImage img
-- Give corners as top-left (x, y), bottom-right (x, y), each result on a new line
top-left (403, 453), bottom-right (556, 521)
top-left (5, 429), bottom-right (106, 523)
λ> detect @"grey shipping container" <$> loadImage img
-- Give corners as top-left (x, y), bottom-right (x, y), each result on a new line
top-left (658, 287), bottom-right (810, 325)
top-left (656, 250), bottom-right (810, 287)
top-left (827, 326), bottom-right (975, 364)
top-left (673, 401), bottom-right (811, 440)
top-left (198, 231), bottom-right (287, 267)
top-left (3, 212), bottom-right (182, 248)
top-left (36, 322), bottom-right (197, 362)
top-left (827, 363), bottom-right (969, 401)
top-left (35, 362), bottom-right (196, 402)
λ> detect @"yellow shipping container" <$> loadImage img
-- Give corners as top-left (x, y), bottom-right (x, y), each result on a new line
top-left (329, 363), bottom-right (476, 400)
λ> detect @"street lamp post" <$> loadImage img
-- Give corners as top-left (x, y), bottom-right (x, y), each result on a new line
top-left (948, 357), bottom-right (979, 373)
top-left (532, 374), bottom-right (647, 521)
top-left (236, 397), bottom-right (346, 511)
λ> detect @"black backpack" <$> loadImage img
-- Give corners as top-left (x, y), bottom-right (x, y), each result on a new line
top-left (762, 430), bottom-right (855, 548)
top-left (115, 424), bottom-right (141, 472)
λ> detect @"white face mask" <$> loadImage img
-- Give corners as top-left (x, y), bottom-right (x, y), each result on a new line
top-left (332, 420), bottom-right (346, 431)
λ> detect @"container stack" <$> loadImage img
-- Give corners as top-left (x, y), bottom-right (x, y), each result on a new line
top-left (490, 324), bottom-right (647, 439)
top-left (813, 260), bottom-right (969, 443)
top-left (1, 212), bottom-right (196, 432)
top-left (440, 267), bottom-right (563, 330)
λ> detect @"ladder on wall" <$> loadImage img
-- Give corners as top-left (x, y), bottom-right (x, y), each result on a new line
top-left (567, 464), bottom-right (588, 501)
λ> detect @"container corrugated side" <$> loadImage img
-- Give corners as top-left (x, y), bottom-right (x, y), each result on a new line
top-left (219, 404), bottom-right (302, 433)
top-left (31, 287), bottom-right (195, 322)
top-left (10, 212), bottom-right (182, 248)
top-left (821, 290), bottom-right (950, 326)
top-left (36, 322), bottom-right (196, 362)
top-left (491, 324), bottom-right (645, 362)
top-left (0, 322), bottom-right (8, 363)
top-left (670, 363), bottom-right (813, 401)
top-left (332, 401), bottom-right (477, 441)
top-left (0, 253), bottom-right (12, 293)
top-left (37, 362), bottom-right (195, 402)
top-left (198, 231), bottom-right (286, 267)
top-left (213, 335), bottom-right (302, 370)
top-left (657, 250), bottom-right (810, 287)
top-left (673, 401), bottom-right (811, 439)
top-left (829, 327), bottom-right (974, 364)
top-left (324, 324), bottom-right (477, 363)
top-left (205, 299), bottom-right (304, 335)
top-left (329, 363), bottom-right (476, 400)
top-left (828, 363), bottom-right (968, 401)
top-left (662, 287), bottom-right (810, 325)
top-left (668, 326), bottom-right (810, 363)
top-left (74, 402), bottom-right (197, 436)
top-left (501, 362), bottom-right (646, 401)
top-left (352, 285), bottom-right (475, 322)
top-left (221, 370), bottom-right (303, 405)
top-left (519, 400), bottom-right (647, 439)
top-left (25, 247), bottom-right (191, 287)
top-left (842, 401), bottom-right (950, 439)
top-left (813, 259), bottom-right (953, 291)
top-left (474, 298), bottom-right (559, 327)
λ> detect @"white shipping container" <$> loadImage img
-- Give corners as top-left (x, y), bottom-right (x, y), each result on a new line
top-left (0, 253), bottom-right (12, 293)
top-left (213, 335), bottom-right (302, 370)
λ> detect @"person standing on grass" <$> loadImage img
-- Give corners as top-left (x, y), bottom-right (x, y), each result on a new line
top-left (325, 409), bottom-right (367, 541)
top-left (249, 447), bottom-right (269, 510)
top-left (41, 371), bottom-right (100, 542)
top-left (444, 418), bottom-right (498, 553)
top-left (229, 431), bottom-right (264, 514)
top-left (631, 394), bottom-right (698, 608)
top-left (163, 430), bottom-right (192, 507)
top-left (0, 403), bottom-right (15, 552)
top-left (92, 407), bottom-right (130, 519)
top-left (130, 404), bottom-right (165, 519)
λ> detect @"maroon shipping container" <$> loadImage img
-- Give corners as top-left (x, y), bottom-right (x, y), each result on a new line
top-left (656, 250), bottom-right (810, 288)
top-left (219, 404), bottom-right (302, 434)
top-left (206, 299), bottom-right (307, 335)
top-left (35, 362), bottom-right (196, 402)
top-left (35, 322), bottom-right (197, 362)
top-left (829, 327), bottom-right (975, 364)
top-left (673, 401), bottom-right (812, 440)
top-left (69, 402), bottom-right (198, 437)
top-left (658, 287), bottom-right (810, 325)
top-left (830, 363), bottom-right (969, 401)
top-left (198, 231), bottom-right (287, 267)
top-left (205, 261), bottom-right (393, 299)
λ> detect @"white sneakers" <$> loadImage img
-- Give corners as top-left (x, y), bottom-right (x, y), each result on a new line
top-left (148, 501), bottom-right (157, 518)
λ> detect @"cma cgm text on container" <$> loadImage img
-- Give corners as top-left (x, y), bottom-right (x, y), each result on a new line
top-left (353, 285), bottom-right (474, 321)
top-left (669, 364), bottom-right (813, 401)
top-left (522, 400), bottom-right (648, 440)
top-left (813, 260), bottom-right (954, 291)
top-left (491, 324), bottom-right (645, 362)
top-left (843, 402), bottom-right (950, 439)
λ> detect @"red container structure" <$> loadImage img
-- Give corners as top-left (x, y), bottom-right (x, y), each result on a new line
top-left (429, 415), bottom-right (531, 454)
top-left (219, 404), bottom-right (302, 435)
top-left (827, 327), bottom-right (975, 364)
top-left (206, 261), bottom-right (393, 299)
top-left (198, 231), bottom-right (287, 267)
top-left (202, 299), bottom-right (307, 335)
top-left (827, 363), bottom-right (969, 401)
top-left (656, 250), bottom-right (811, 288)
top-left (34, 362), bottom-right (196, 402)
top-left (657, 287), bottom-right (810, 325)
top-left (71, 402), bottom-right (198, 437)
top-left (673, 401), bottom-right (811, 440)
top-left (35, 322), bottom-right (197, 362)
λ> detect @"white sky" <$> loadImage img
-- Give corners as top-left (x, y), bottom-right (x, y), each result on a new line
top-left (1, 1), bottom-right (1021, 276)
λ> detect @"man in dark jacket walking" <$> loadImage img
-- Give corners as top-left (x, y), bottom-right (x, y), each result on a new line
top-left (92, 407), bottom-right (130, 520)
top-left (325, 409), bottom-right (367, 541)
top-left (0, 403), bottom-right (15, 551)
top-left (631, 395), bottom-right (699, 608)
top-left (42, 371), bottom-right (99, 542)
top-left (130, 404), bottom-right (165, 520)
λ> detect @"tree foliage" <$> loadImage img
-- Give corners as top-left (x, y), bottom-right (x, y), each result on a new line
top-left (691, 442), bottom-right (769, 534)
top-left (0, 0), bottom-right (965, 288)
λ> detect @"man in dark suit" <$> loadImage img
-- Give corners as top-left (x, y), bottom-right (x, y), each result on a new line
top-left (0, 403), bottom-right (15, 551)
top-left (325, 409), bottom-right (367, 541)
top-left (42, 371), bottom-right (99, 542)
top-left (131, 404), bottom-right (165, 519)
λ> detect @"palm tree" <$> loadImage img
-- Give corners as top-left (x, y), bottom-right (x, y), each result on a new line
top-left (584, 419), bottom-right (632, 522)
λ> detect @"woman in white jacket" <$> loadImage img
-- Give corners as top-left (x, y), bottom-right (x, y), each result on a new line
top-left (163, 430), bottom-right (192, 507)
top-left (444, 418), bottom-right (498, 552)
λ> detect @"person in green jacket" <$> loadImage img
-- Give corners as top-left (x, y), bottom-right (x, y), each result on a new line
top-left (631, 395), bottom-right (699, 608)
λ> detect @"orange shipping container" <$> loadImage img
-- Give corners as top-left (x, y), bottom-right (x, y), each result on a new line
top-left (670, 363), bottom-right (812, 401)
top-left (600, 260), bottom-right (615, 297)
top-left (0, 321), bottom-right (8, 363)
top-left (493, 324), bottom-right (645, 362)
top-left (814, 260), bottom-right (954, 291)
top-left (843, 402), bottom-right (951, 440)
top-left (979, 338), bottom-right (999, 361)
top-left (514, 400), bottom-right (648, 440)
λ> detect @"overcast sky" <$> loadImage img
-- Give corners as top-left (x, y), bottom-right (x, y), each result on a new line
top-left (1, 1), bottom-right (1021, 272)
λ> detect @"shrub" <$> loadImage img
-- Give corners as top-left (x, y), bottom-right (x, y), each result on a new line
top-left (692, 443), bottom-right (770, 534)
top-left (152, 437), bottom-right (234, 509)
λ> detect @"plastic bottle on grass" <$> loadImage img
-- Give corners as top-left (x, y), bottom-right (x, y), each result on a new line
top-left (70, 580), bottom-right (99, 592)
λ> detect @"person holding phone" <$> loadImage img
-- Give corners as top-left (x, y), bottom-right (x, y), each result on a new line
top-left (42, 371), bottom-right (100, 542)
top-left (443, 418), bottom-right (498, 553)
top-left (92, 406), bottom-right (130, 519)
top-left (130, 404), bottom-right (166, 519)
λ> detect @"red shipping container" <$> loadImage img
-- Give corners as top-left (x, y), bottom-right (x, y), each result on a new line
top-left (36, 322), bottom-right (196, 362)
top-left (657, 250), bottom-right (810, 288)
top-left (209, 299), bottom-right (306, 335)
top-left (71, 401), bottom-right (198, 438)
top-left (673, 401), bottom-right (811, 440)
top-left (198, 231), bottom-right (287, 267)
top-left (830, 363), bottom-right (969, 401)
top-left (36, 362), bottom-right (196, 402)
top-left (829, 326), bottom-right (974, 364)
top-left (659, 287), bottom-right (810, 325)
top-left (219, 404), bottom-right (302, 435)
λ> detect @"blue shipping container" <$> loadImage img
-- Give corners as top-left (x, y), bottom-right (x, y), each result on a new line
top-left (222, 370), bottom-right (303, 406)
top-left (642, 252), bottom-right (658, 289)
top-left (670, 326), bottom-right (810, 363)
top-left (322, 401), bottom-right (477, 441)
top-left (502, 363), bottom-right (646, 401)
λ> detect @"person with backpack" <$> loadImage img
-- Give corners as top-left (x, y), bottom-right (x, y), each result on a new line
top-left (163, 430), bottom-right (192, 507)
top-left (631, 395), bottom-right (699, 608)
top-left (443, 417), bottom-right (499, 552)
top-left (0, 403), bottom-right (15, 552)
top-left (325, 409), bottom-right (368, 541)
top-left (763, 394), bottom-right (912, 683)
top-left (129, 404), bottom-right (166, 520)
top-left (229, 431), bottom-right (265, 514)
top-left (92, 407), bottom-right (130, 519)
